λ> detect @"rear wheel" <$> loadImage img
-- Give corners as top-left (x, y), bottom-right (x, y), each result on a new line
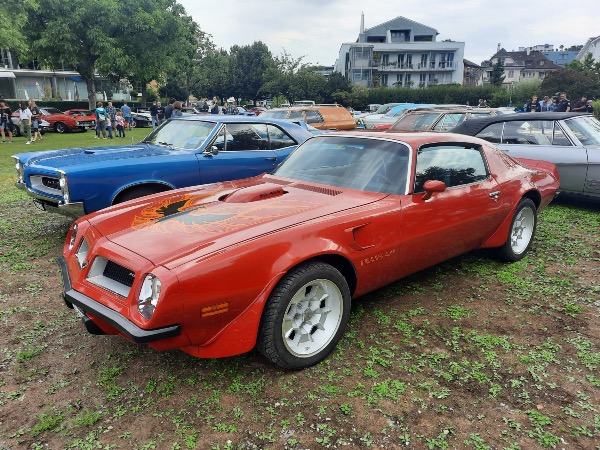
top-left (496, 198), bottom-right (537, 262)
top-left (9, 123), bottom-right (21, 137)
top-left (257, 262), bottom-right (350, 370)
top-left (130, 119), bottom-right (138, 128)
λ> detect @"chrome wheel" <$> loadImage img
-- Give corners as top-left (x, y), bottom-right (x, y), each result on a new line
top-left (282, 278), bottom-right (343, 358)
top-left (510, 205), bottom-right (535, 255)
top-left (257, 262), bottom-right (351, 369)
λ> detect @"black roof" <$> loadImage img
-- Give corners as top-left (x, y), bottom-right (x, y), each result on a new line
top-left (451, 112), bottom-right (591, 136)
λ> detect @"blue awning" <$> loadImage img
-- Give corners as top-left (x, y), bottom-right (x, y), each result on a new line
top-left (68, 76), bottom-right (84, 82)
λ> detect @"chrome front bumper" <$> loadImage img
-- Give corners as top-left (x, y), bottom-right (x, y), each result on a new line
top-left (16, 181), bottom-right (85, 218)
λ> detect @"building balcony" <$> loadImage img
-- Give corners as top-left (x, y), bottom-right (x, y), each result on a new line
top-left (377, 61), bottom-right (458, 72)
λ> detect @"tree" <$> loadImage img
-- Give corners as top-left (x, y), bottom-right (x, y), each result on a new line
top-left (228, 42), bottom-right (276, 102)
top-left (194, 48), bottom-right (231, 101)
top-left (565, 53), bottom-right (600, 75)
top-left (541, 70), bottom-right (600, 100)
top-left (0, 0), bottom-right (37, 53)
top-left (26, 0), bottom-right (125, 108)
top-left (490, 60), bottom-right (506, 86)
top-left (116, 0), bottom-right (199, 105)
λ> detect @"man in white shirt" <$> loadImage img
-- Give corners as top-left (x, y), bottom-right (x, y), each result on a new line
top-left (20, 104), bottom-right (33, 144)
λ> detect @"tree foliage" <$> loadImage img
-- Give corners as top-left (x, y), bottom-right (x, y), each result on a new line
top-left (490, 60), bottom-right (506, 86)
top-left (540, 70), bottom-right (600, 100)
top-left (0, 0), bottom-right (37, 52)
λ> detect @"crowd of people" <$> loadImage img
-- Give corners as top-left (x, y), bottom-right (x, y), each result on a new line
top-left (522, 92), bottom-right (595, 113)
top-left (1, 99), bottom-right (44, 144)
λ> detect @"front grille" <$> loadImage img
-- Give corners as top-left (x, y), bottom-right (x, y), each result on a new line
top-left (42, 177), bottom-right (60, 190)
top-left (104, 260), bottom-right (135, 288)
top-left (87, 256), bottom-right (135, 298)
top-left (79, 120), bottom-right (95, 126)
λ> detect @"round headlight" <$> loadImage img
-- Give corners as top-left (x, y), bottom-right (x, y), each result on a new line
top-left (138, 274), bottom-right (161, 320)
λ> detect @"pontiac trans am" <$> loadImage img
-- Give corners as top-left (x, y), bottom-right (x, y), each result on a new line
top-left (59, 132), bottom-right (559, 369)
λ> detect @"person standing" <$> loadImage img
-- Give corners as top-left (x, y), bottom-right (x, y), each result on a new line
top-left (29, 100), bottom-right (43, 142)
top-left (524, 95), bottom-right (541, 112)
top-left (156, 101), bottom-right (165, 125)
top-left (121, 101), bottom-right (132, 130)
top-left (20, 103), bottom-right (33, 144)
top-left (171, 101), bottom-right (183, 117)
top-left (115, 111), bottom-right (125, 138)
top-left (224, 97), bottom-right (238, 115)
top-left (95, 101), bottom-right (108, 139)
top-left (0, 100), bottom-right (14, 143)
top-left (149, 101), bottom-right (158, 128)
top-left (164, 98), bottom-right (175, 121)
top-left (106, 100), bottom-right (117, 131)
top-left (554, 92), bottom-right (571, 112)
top-left (540, 96), bottom-right (551, 111)
top-left (210, 99), bottom-right (220, 114)
top-left (572, 96), bottom-right (588, 112)
top-left (586, 100), bottom-right (595, 114)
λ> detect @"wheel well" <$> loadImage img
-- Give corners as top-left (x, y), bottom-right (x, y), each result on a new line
top-left (522, 190), bottom-right (541, 209)
top-left (112, 183), bottom-right (172, 204)
top-left (294, 254), bottom-right (358, 296)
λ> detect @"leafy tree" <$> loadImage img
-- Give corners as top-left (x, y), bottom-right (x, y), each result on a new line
top-left (564, 53), bottom-right (600, 75)
top-left (193, 48), bottom-right (231, 101)
top-left (117, 0), bottom-right (198, 105)
top-left (540, 70), bottom-right (600, 100)
top-left (490, 60), bottom-right (506, 86)
top-left (0, 0), bottom-right (37, 53)
top-left (26, 0), bottom-right (125, 108)
top-left (228, 42), bottom-right (276, 102)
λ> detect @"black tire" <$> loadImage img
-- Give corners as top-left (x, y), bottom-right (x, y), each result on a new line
top-left (257, 262), bottom-right (351, 370)
top-left (496, 198), bottom-right (537, 262)
top-left (9, 123), bottom-right (21, 137)
top-left (131, 119), bottom-right (138, 128)
top-left (113, 185), bottom-right (165, 204)
top-left (54, 122), bottom-right (68, 133)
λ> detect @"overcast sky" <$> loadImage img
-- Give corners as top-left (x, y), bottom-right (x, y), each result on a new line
top-left (178, 0), bottom-right (597, 67)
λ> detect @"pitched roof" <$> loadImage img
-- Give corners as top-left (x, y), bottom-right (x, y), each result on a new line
top-left (492, 48), bottom-right (562, 70)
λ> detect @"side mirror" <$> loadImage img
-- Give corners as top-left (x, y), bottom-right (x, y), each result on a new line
top-left (421, 180), bottom-right (446, 200)
top-left (203, 146), bottom-right (219, 156)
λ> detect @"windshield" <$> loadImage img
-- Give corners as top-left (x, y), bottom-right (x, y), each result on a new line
top-left (274, 136), bottom-right (410, 195)
top-left (142, 120), bottom-right (217, 150)
top-left (391, 113), bottom-right (440, 131)
top-left (562, 116), bottom-right (600, 145)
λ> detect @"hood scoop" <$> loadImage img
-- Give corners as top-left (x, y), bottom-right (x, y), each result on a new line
top-left (220, 183), bottom-right (286, 203)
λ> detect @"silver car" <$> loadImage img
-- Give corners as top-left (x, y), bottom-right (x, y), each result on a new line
top-left (452, 112), bottom-right (600, 199)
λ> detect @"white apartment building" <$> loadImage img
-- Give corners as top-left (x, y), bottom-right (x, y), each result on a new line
top-left (334, 15), bottom-right (465, 88)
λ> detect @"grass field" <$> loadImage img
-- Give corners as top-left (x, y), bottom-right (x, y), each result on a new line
top-left (0, 130), bottom-right (598, 449)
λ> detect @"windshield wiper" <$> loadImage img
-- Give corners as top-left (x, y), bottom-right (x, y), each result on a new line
top-left (158, 141), bottom-right (175, 148)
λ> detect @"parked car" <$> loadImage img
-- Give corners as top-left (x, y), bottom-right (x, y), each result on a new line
top-left (354, 102), bottom-right (404, 127)
top-left (380, 108), bottom-right (507, 131)
top-left (451, 112), bottom-right (600, 199)
top-left (12, 116), bottom-right (313, 217)
top-left (260, 106), bottom-right (356, 131)
top-left (10, 114), bottom-right (49, 137)
top-left (360, 103), bottom-right (434, 129)
top-left (129, 109), bottom-right (152, 128)
top-left (37, 107), bottom-right (96, 133)
top-left (236, 106), bottom-right (256, 116)
top-left (58, 131), bottom-right (559, 369)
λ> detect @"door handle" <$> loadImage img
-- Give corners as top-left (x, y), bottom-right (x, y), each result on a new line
top-left (489, 191), bottom-right (500, 202)
top-left (265, 157), bottom-right (277, 161)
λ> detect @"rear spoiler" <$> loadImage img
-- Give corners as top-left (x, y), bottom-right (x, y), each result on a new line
top-left (514, 157), bottom-right (560, 182)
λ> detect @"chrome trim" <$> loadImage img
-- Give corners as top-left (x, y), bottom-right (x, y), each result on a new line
top-left (87, 256), bottom-right (132, 298)
top-left (15, 181), bottom-right (85, 217)
top-left (30, 175), bottom-right (61, 196)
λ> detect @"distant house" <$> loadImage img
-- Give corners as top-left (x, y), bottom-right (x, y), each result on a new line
top-left (334, 14), bottom-right (465, 88)
top-left (576, 36), bottom-right (600, 62)
top-left (481, 45), bottom-right (562, 85)
top-left (463, 59), bottom-right (483, 86)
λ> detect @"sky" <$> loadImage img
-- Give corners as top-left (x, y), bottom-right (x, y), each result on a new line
top-left (178, 0), bottom-right (597, 67)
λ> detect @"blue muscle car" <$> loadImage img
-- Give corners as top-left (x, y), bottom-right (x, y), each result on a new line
top-left (13, 116), bottom-right (313, 217)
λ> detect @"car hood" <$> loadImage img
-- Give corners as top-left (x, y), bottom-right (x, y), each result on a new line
top-left (15, 144), bottom-right (177, 170)
top-left (86, 175), bottom-right (387, 269)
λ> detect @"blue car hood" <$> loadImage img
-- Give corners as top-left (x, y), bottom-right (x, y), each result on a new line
top-left (16, 144), bottom-right (175, 170)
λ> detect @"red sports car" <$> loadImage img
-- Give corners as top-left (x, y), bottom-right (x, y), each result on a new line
top-left (59, 132), bottom-right (559, 369)
top-left (41, 107), bottom-right (96, 133)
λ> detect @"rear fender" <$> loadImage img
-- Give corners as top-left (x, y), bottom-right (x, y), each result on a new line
top-left (514, 158), bottom-right (560, 183)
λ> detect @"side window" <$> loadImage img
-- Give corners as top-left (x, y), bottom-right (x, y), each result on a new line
top-left (224, 123), bottom-right (269, 151)
top-left (433, 113), bottom-right (467, 131)
top-left (414, 144), bottom-right (488, 192)
top-left (305, 110), bottom-right (323, 124)
top-left (288, 111), bottom-right (303, 120)
top-left (267, 125), bottom-right (297, 150)
top-left (552, 123), bottom-right (572, 146)
top-left (475, 122), bottom-right (504, 144)
top-left (501, 120), bottom-right (551, 145)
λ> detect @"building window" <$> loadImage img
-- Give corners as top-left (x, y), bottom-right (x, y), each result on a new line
top-left (508, 70), bottom-right (514, 78)
top-left (382, 74), bottom-right (388, 87)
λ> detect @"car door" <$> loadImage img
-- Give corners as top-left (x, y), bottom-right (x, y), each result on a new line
top-left (196, 123), bottom-right (283, 184)
top-left (397, 143), bottom-right (508, 276)
top-left (559, 116), bottom-right (600, 196)
top-left (477, 119), bottom-right (588, 194)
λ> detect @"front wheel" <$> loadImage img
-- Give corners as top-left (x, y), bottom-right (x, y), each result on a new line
top-left (496, 198), bottom-right (537, 262)
top-left (130, 119), bottom-right (138, 128)
top-left (257, 262), bottom-right (351, 370)
top-left (54, 122), bottom-right (68, 133)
